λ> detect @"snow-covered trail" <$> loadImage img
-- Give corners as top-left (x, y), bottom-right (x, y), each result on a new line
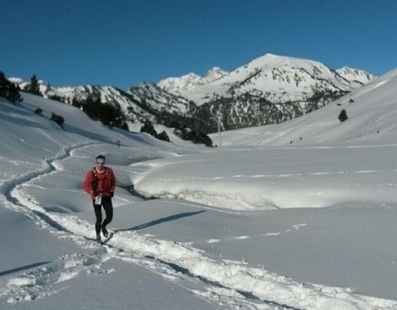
top-left (1, 142), bottom-right (396, 310)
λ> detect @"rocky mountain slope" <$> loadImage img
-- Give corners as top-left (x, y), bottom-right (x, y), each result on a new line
top-left (157, 54), bottom-right (375, 130)
top-left (9, 54), bottom-right (375, 133)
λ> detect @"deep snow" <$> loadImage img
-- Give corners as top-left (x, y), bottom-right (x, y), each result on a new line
top-left (1, 69), bottom-right (397, 309)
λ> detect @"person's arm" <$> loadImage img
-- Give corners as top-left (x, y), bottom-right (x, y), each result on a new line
top-left (109, 168), bottom-right (116, 194)
top-left (83, 170), bottom-right (94, 195)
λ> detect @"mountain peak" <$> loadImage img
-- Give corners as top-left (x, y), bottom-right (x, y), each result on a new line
top-left (157, 72), bottom-right (205, 94)
top-left (204, 67), bottom-right (228, 82)
top-left (336, 67), bottom-right (376, 86)
top-left (245, 53), bottom-right (321, 70)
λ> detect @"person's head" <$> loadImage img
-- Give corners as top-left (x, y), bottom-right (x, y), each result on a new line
top-left (95, 155), bottom-right (106, 169)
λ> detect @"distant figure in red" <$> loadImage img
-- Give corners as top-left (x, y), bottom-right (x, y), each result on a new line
top-left (116, 139), bottom-right (120, 148)
top-left (83, 155), bottom-right (116, 243)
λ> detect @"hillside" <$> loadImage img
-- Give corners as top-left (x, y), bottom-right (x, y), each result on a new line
top-left (8, 54), bottom-right (375, 133)
top-left (1, 68), bottom-right (397, 309)
top-left (210, 67), bottom-right (397, 147)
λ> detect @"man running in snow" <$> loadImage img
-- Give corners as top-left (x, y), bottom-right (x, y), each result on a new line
top-left (83, 155), bottom-right (116, 243)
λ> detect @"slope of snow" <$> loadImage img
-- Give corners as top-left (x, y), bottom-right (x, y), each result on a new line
top-left (1, 65), bottom-right (397, 310)
top-left (209, 68), bottom-right (397, 148)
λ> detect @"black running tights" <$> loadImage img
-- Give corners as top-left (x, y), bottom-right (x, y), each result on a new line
top-left (93, 197), bottom-right (113, 235)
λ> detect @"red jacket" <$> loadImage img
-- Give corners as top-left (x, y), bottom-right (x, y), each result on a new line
top-left (83, 166), bottom-right (116, 199)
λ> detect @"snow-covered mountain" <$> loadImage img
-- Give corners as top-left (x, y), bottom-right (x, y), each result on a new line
top-left (157, 54), bottom-right (375, 131)
top-left (158, 54), bottom-right (375, 104)
top-left (158, 67), bottom-right (228, 93)
top-left (9, 54), bottom-right (376, 133)
top-left (127, 82), bottom-right (196, 116)
top-left (336, 66), bottom-right (375, 87)
top-left (10, 78), bottom-right (200, 125)
top-left (9, 78), bottom-right (156, 123)
top-left (211, 67), bottom-right (397, 147)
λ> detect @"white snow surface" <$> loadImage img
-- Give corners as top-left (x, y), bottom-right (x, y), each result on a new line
top-left (1, 68), bottom-right (397, 310)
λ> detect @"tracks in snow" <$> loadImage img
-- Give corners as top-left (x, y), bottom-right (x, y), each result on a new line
top-left (0, 142), bottom-right (396, 310)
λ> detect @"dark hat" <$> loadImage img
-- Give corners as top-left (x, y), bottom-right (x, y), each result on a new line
top-left (96, 155), bottom-right (106, 163)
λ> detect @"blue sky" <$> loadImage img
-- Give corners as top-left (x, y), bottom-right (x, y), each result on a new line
top-left (1, 0), bottom-right (396, 90)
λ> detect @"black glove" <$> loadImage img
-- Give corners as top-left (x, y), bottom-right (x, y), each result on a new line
top-left (109, 192), bottom-right (114, 198)
top-left (92, 190), bottom-right (98, 197)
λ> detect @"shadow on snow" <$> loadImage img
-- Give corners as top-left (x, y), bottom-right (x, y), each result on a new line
top-left (0, 262), bottom-right (50, 277)
top-left (114, 210), bottom-right (206, 233)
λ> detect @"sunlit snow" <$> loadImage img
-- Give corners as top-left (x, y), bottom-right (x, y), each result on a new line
top-left (1, 69), bottom-right (397, 309)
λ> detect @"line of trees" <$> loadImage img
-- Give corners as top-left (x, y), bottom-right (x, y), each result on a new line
top-left (72, 96), bottom-right (128, 130)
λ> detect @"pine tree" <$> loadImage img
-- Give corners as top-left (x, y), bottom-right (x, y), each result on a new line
top-left (338, 109), bottom-right (348, 122)
top-left (26, 75), bottom-right (41, 96)
top-left (140, 121), bottom-right (158, 137)
top-left (0, 71), bottom-right (23, 104)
